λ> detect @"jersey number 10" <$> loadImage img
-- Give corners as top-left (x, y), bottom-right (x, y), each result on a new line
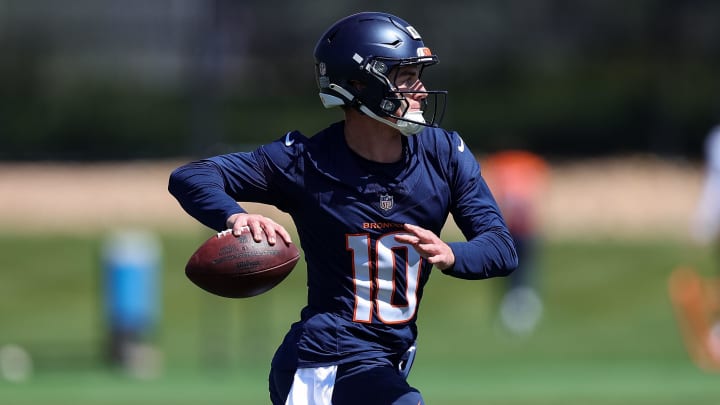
top-left (346, 233), bottom-right (422, 324)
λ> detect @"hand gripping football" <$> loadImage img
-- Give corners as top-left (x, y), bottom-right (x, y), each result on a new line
top-left (185, 228), bottom-right (300, 298)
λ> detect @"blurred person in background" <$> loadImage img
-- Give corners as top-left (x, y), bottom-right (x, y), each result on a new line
top-left (692, 124), bottom-right (720, 247)
top-left (669, 124), bottom-right (720, 371)
top-left (169, 12), bottom-right (517, 405)
top-left (692, 124), bottom-right (720, 366)
top-left (482, 150), bottom-right (549, 336)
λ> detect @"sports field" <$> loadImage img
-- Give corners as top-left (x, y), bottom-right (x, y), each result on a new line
top-left (1, 160), bottom-right (719, 404)
top-left (2, 234), bottom-right (719, 404)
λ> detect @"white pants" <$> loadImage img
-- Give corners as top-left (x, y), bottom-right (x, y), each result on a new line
top-left (285, 365), bottom-right (338, 405)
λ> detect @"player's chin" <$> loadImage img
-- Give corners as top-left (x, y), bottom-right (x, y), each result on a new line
top-left (394, 109), bottom-right (424, 118)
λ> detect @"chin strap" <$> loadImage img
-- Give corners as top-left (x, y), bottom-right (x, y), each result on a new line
top-left (358, 105), bottom-right (424, 136)
top-left (319, 84), bottom-right (354, 108)
top-left (319, 84), bottom-right (426, 136)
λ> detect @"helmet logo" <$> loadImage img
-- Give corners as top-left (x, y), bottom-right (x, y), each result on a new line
top-left (317, 62), bottom-right (330, 88)
top-left (417, 47), bottom-right (433, 57)
top-left (406, 26), bottom-right (422, 40)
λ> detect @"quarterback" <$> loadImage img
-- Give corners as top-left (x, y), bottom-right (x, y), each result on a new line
top-left (169, 11), bottom-right (517, 405)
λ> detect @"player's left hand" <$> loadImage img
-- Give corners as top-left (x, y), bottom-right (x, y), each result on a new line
top-left (395, 223), bottom-right (455, 270)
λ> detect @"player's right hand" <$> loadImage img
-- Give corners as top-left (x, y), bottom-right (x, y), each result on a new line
top-left (226, 213), bottom-right (293, 246)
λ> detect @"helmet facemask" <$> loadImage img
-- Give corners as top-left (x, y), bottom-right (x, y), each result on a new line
top-left (377, 58), bottom-right (446, 135)
top-left (349, 56), bottom-right (447, 136)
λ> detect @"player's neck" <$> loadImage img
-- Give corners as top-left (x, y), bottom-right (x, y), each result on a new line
top-left (344, 113), bottom-right (403, 163)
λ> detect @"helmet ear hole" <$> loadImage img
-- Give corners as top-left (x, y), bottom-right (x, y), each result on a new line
top-left (348, 80), bottom-right (365, 92)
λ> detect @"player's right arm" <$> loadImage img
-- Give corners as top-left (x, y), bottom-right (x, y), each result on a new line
top-left (168, 140), bottom-right (295, 244)
top-left (168, 158), bottom-right (248, 232)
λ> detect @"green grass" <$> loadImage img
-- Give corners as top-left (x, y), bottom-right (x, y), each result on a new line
top-left (1, 231), bottom-right (719, 404)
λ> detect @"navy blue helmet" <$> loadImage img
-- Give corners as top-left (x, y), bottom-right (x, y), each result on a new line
top-left (314, 12), bottom-right (447, 135)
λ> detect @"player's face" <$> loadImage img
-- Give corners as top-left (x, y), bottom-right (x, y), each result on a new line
top-left (391, 65), bottom-right (427, 113)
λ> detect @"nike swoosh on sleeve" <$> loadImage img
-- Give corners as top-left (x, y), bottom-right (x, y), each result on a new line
top-left (284, 132), bottom-right (295, 146)
top-left (457, 137), bottom-right (465, 152)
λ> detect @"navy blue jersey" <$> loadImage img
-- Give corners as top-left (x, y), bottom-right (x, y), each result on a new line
top-left (169, 121), bottom-right (517, 368)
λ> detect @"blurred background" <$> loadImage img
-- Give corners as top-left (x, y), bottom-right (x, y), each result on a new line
top-left (1, 0), bottom-right (719, 160)
top-left (2, 1), bottom-right (720, 404)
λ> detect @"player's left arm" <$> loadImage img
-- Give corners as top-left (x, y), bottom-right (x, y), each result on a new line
top-left (442, 133), bottom-right (518, 280)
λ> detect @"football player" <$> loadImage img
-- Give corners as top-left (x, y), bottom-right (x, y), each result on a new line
top-left (169, 12), bottom-right (518, 405)
top-left (482, 150), bottom-right (549, 336)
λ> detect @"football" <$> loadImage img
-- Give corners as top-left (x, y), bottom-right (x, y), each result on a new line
top-left (185, 228), bottom-right (300, 298)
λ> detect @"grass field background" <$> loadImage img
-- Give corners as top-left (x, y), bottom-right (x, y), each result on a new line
top-left (1, 159), bottom-right (719, 404)
top-left (1, 231), bottom-right (719, 404)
